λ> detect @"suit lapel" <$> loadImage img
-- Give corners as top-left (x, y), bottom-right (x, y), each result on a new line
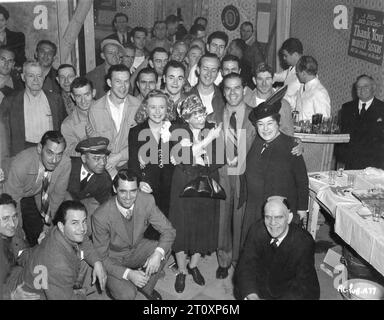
top-left (111, 199), bottom-right (131, 242)
top-left (103, 96), bottom-right (118, 135)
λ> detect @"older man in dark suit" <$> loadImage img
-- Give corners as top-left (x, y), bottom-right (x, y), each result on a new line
top-left (338, 74), bottom-right (384, 169)
top-left (234, 197), bottom-right (320, 300)
top-left (0, 61), bottom-right (66, 157)
top-left (91, 169), bottom-right (176, 300)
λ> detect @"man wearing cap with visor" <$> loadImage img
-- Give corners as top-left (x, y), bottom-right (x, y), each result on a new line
top-left (67, 137), bottom-right (113, 224)
top-left (239, 100), bottom-right (309, 248)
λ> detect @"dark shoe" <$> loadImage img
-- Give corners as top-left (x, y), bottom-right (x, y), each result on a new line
top-left (216, 266), bottom-right (229, 279)
top-left (187, 265), bottom-right (205, 286)
top-left (175, 273), bottom-right (186, 293)
top-left (140, 289), bottom-right (162, 300)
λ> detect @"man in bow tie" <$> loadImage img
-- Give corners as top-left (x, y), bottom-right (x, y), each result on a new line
top-left (234, 196), bottom-right (319, 300)
top-left (91, 168), bottom-right (175, 300)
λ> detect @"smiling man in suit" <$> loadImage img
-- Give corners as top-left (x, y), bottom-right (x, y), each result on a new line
top-left (338, 74), bottom-right (384, 169)
top-left (67, 137), bottom-right (112, 225)
top-left (86, 64), bottom-right (141, 178)
top-left (91, 168), bottom-right (176, 300)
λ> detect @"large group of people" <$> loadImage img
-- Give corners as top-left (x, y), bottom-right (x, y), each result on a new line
top-left (1, 4), bottom-right (384, 301)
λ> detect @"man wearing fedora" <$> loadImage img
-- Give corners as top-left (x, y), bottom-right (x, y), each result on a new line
top-left (67, 137), bottom-right (112, 224)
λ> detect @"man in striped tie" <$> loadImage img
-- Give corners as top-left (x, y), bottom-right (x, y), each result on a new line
top-left (3, 130), bottom-right (71, 246)
top-left (216, 72), bottom-right (256, 279)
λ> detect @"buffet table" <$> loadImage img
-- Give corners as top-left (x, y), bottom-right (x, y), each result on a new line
top-left (294, 133), bottom-right (350, 172)
top-left (308, 169), bottom-right (384, 276)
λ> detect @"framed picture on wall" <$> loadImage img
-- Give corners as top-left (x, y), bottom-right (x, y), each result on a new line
top-left (94, 0), bottom-right (117, 11)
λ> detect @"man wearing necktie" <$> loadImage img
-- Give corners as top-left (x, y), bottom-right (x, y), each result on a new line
top-left (338, 74), bottom-right (384, 169)
top-left (3, 131), bottom-right (71, 246)
top-left (92, 169), bottom-right (175, 300)
top-left (216, 73), bottom-right (256, 280)
top-left (234, 197), bottom-right (319, 300)
top-left (67, 137), bottom-right (113, 228)
top-left (104, 13), bottom-right (131, 48)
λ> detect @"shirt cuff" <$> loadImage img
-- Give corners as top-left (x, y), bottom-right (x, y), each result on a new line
top-left (123, 268), bottom-right (131, 280)
top-left (155, 247), bottom-right (165, 259)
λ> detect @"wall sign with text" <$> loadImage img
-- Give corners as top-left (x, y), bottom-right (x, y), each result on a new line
top-left (348, 7), bottom-right (384, 66)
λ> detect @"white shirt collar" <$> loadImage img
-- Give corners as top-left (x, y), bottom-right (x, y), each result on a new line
top-left (359, 98), bottom-right (374, 111)
top-left (80, 164), bottom-right (93, 182)
top-left (270, 226), bottom-right (289, 247)
top-left (115, 197), bottom-right (134, 219)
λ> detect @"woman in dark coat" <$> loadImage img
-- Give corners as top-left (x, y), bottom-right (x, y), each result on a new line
top-left (168, 94), bottom-right (223, 293)
top-left (128, 90), bottom-right (175, 239)
top-left (240, 102), bottom-right (309, 248)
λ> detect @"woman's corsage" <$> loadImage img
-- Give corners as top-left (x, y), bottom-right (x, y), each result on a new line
top-left (160, 120), bottom-right (172, 143)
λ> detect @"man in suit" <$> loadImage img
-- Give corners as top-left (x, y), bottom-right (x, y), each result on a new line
top-left (86, 40), bottom-right (124, 100)
top-left (92, 169), bottom-right (176, 300)
top-left (67, 137), bottom-right (112, 224)
top-left (0, 5), bottom-right (26, 70)
top-left (216, 73), bottom-right (256, 279)
top-left (338, 74), bottom-right (384, 169)
top-left (35, 40), bottom-right (61, 94)
top-left (0, 61), bottom-right (66, 157)
top-left (19, 200), bottom-right (107, 300)
top-left (0, 193), bottom-right (39, 300)
top-left (61, 77), bottom-right (96, 158)
top-left (3, 131), bottom-right (71, 246)
top-left (188, 53), bottom-right (225, 125)
top-left (104, 13), bottom-right (132, 48)
top-left (234, 197), bottom-right (320, 300)
top-left (86, 64), bottom-right (141, 178)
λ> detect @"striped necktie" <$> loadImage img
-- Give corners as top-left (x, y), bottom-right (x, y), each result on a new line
top-left (41, 170), bottom-right (50, 221)
top-left (270, 238), bottom-right (278, 248)
top-left (228, 112), bottom-right (238, 159)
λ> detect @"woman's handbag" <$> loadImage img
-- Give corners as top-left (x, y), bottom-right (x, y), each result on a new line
top-left (180, 175), bottom-right (226, 200)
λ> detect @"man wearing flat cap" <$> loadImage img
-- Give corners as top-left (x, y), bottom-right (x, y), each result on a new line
top-left (86, 39), bottom-right (124, 100)
top-left (66, 137), bottom-right (113, 224)
top-left (239, 100), bottom-right (308, 248)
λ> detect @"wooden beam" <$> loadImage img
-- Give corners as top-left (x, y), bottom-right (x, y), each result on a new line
top-left (60, 0), bottom-right (93, 63)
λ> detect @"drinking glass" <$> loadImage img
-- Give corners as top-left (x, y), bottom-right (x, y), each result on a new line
top-left (328, 170), bottom-right (336, 185)
top-left (347, 173), bottom-right (356, 188)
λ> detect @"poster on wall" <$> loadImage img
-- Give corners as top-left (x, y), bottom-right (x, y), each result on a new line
top-left (348, 7), bottom-right (384, 66)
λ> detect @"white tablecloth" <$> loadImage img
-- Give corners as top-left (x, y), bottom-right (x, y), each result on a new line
top-left (308, 170), bottom-right (384, 275)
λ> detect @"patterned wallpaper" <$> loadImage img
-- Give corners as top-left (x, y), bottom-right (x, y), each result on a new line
top-left (205, 0), bottom-right (257, 42)
top-left (2, 1), bottom-right (59, 62)
top-left (96, 0), bottom-right (259, 42)
top-left (291, 0), bottom-right (384, 116)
